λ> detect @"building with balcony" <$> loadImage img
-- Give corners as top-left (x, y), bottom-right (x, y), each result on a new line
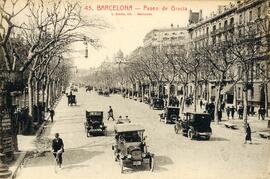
top-left (186, 0), bottom-right (270, 112)
top-left (143, 24), bottom-right (188, 52)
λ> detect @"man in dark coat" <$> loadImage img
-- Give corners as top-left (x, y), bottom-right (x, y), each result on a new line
top-left (49, 108), bottom-right (55, 122)
top-left (231, 106), bottom-right (236, 119)
top-left (244, 123), bottom-right (252, 144)
top-left (260, 108), bottom-right (266, 120)
top-left (52, 133), bottom-right (64, 168)
top-left (226, 106), bottom-right (230, 120)
top-left (107, 106), bottom-right (115, 121)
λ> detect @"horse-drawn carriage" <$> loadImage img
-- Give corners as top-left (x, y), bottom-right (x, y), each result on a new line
top-left (84, 111), bottom-right (107, 137)
top-left (67, 94), bottom-right (76, 106)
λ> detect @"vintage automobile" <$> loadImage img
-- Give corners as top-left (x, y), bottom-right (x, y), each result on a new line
top-left (112, 124), bottom-right (154, 173)
top-left (103, 91), bottom-right (110, 96)
top-left (115, 116), bottom-right (131, 125)
top-left (67, 94), bottom-right (76, 106)
top-left (159, 106), bottom-right (180, 124)
top-left (85, 85), bottom-right (93, 92)
top-left (150, 98), bottom-right (164, 110)
top-left (97, 89), bottom-right (103, 95)
top-left (84, 111), bottom-right (107, 137)
top-left (174, 112), bottom-right (212, 140)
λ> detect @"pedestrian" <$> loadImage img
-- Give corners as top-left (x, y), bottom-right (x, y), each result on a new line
top-left (261, 108), bottom-right (266, 120)
top-left (52, 133), bottom-right (64, 168)
top-left (238, 106), bottom-right (243, 119)
top-left (258, 108), bottom-right (262, 120)
top-left (125, 116), bottom-right (131, 123)
top-left (226, 106), bottom-right (230, 120)
top-left (244, 123), bottom-right (252, 144)
top-left (49, 108), bottom-right (55, 122)
top-left (218, 110), bottom-right (222, 121)
top-left (200, 100), bottom-right (203, 109)
top-left (107, 106), bottom-right (115, 121)
top-left (231, 106), bottom-right (235, 119)
top-left (221, 102), bottom-right (225, 112)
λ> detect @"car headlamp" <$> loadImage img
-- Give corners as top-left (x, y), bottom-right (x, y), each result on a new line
top-left (142, 153), bottom-right (146, 158)
top-left (127, 154), bottom-right (132, 159)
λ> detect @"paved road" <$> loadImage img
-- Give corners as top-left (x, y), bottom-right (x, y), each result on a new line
top-left (18, 89), bottom-right (270, 179)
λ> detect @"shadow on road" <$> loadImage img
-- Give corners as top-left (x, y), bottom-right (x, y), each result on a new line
top-left (153, 155), bottom-right (173, 172)
top-left (24, 149), bottom-right (103, 168)
top-left (61, 164), bottom-right (89, 171)
top-left (207, 137), bottom-right (229, 142)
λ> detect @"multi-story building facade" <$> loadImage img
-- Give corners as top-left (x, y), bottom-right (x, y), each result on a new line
top-left (186, 0), bottom-right (270, 112)
top-left (143, 24), bottom-right (187, 52)
top-left (143, 25), bottom-right (188, 96)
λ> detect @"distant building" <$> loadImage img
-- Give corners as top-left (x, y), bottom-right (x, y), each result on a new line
top-left (143, 24), bottom-right (188, 53)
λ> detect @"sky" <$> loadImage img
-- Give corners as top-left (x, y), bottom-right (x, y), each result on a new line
top-left (4, 0), bottom-right (235, 69)
top-left (71, 0), bottom-right (236, 69)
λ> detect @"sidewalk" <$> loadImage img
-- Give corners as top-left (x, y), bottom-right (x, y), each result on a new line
top-left (8, 97), bottom-right (61, 179)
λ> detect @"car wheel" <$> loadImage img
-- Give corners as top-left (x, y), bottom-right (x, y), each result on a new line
top-left (188, 129), bottom-right (194, 140)
top-left (205, 135), bottom-right (210, 140)
top-left (149, 156), bottom-right (154, 172)
top-left (120, 158), bottom-right (124, 173)
top-left (174, 125), bottom-right (179, 134)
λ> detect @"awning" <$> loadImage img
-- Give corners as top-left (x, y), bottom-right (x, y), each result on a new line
top-left (221, 84), bottom-right (234, 95)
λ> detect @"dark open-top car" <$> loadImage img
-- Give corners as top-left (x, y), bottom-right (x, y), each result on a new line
top-left (67, 94), bottom-right (76, 106)
top-left (159, 106), bottom-right (180, 124)
top-left (84, 111), bottom-right (107, 137)
top-left (174, 112), bottom-right (212, 140)
top-left (150, 98), bottom-right (164, 110)
top-left (112, 124), bottom-right (154, 173)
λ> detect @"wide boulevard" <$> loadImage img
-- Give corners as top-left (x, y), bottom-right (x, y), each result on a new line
top-left (18, 89), bottom-right (270, 179)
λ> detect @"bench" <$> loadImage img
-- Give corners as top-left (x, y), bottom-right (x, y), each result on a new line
top-left (224, 122), bottom-right (237, 130)
top-left (258, 132), bottom-right (270, 139)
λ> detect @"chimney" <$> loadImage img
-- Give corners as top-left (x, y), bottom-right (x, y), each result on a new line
top-left (177, 24), bottom-right (179, 28)
top-left (171, 23), bottom-right (173, 28)
top-left (199, 9), bottom-right (202, 21)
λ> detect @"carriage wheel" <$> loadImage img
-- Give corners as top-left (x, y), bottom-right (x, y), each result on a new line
top-left (149, 156), bottom-right (154, 172)
top-left (120, 158), bottom-right (124, 173)
top-left (188, 129), bottom-right (194, 140)
top-left (165, 117), bottom-right (168, 124)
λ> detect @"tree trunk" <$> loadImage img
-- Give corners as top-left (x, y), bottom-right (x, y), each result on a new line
top-left (27, 71), bottom-right (34, 118)
top-left (264, 83), bottom-right (268, 117)
top-left (194, 79), bottom-right (198, 112)
top-left (141, 84), bottom-right (144, 102)
top-left (157, 82), bottom-right (160, 98)
top-left (243, 72), bottom-right (249, 126)
top-left (149, 82), bottom-right (152, 102)
top-left (214, 79), bottom-right (222, 124)
top-left (167, 83), bottom-right (171, 106)
top-left (233, 84), bottom-right (237, 108)
top-left (181, 84), bottom-right (187, 114)
top-left (132, 84), bottom-right (134, 99)
top-left (45, 80), bottom-right (50, 111)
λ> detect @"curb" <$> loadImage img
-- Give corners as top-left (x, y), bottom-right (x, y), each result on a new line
top-left (10, 96), bottom-right (62, 179)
